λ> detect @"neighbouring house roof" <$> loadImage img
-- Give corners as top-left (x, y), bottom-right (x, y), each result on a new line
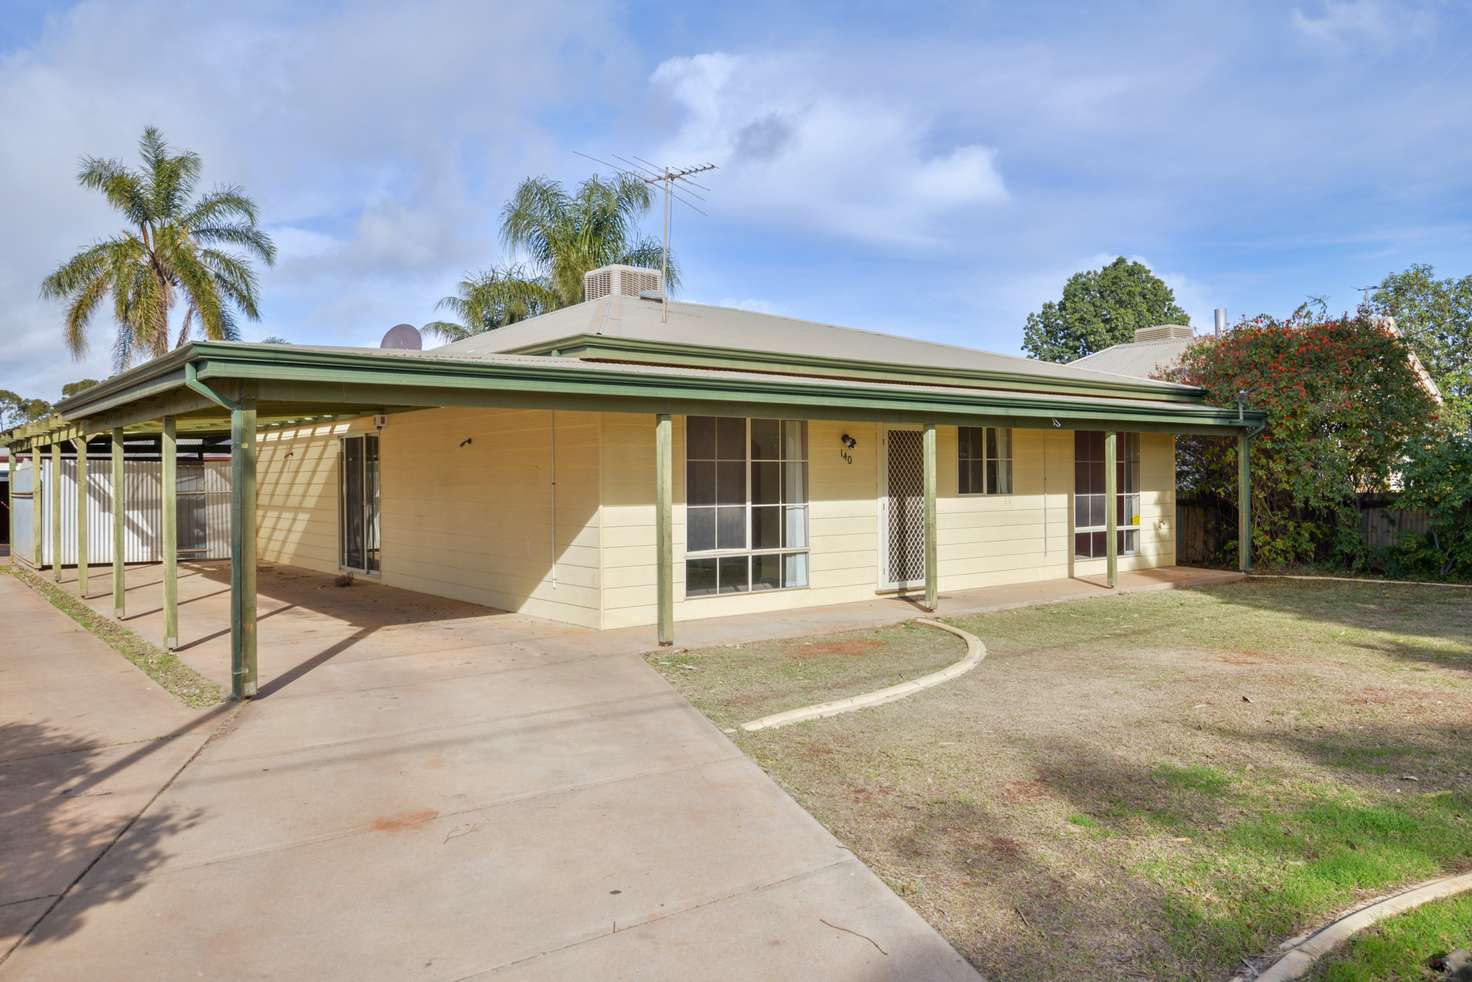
top-left (1069, 336), bottom-right (1196, 380)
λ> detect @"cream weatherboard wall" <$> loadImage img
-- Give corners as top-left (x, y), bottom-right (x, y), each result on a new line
top-left (596, 417), bottom-right (1176, 630)
top-left (255, 408), bottom-right (603, 628)
top-left (254, 410), bottom-right (1175, 631)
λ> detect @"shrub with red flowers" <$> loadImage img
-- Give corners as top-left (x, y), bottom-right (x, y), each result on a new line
top-left (1164, 305), bottom-right (1439, 568)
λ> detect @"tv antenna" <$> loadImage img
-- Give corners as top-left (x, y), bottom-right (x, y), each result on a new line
top-left (574, 151), bottom-right (717, 322)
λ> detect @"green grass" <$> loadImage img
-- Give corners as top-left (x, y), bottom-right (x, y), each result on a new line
top-left (1309, 893), bottom-right (1472, 981)
top-left (5, 563), bottom-right (224, 708)
top-left (651, 579), bottom-right (1472, 981)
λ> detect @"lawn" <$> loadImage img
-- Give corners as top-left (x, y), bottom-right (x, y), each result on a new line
top-left (1308, 893), bottom-right (1472, 981)
top-left (651, 579), bottom-right (1472, 981)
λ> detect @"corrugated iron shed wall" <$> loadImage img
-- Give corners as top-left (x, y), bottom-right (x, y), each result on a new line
top-left (33, 457), bottom-right (231, 565)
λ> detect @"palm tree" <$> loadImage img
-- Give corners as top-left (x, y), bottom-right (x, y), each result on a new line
top-left (424, 264), bottom-right (558, 342)
top-left (429, 173), bottom-right (676, 340)
top-left (41, 127), bottom-right (276, 371)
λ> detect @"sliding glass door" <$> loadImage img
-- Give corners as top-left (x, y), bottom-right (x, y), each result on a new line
top-left (340, 434), bottom-right (380, 573)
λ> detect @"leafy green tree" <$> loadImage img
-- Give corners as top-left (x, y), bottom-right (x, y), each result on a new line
top-left (1168, 308), bottom-right (1438, 568)
top-left (60, 379), bottom-right (99, 399)
top-left (1392, 433), bottom-right (1472, 579)
top-left (1368, 264), bottom-right (1471, 428)
top-left (430, 173), bottom-right (675, 340)
top-left (1023, 257), bottom-right (1189, 363)
top-left (0, 391), bottom-right (52, 430)
top-left (41, 127), bottom-right (276, 371)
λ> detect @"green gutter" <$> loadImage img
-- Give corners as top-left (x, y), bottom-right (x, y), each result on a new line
top-left (54, 341), bottom-right (1264, 435)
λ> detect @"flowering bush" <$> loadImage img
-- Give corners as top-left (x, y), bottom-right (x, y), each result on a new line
top-left (1166, 307), bottom-right (1439, 568)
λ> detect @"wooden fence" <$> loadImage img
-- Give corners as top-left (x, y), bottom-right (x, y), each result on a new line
top-left (1175, 496), bottom-right (1433, 566)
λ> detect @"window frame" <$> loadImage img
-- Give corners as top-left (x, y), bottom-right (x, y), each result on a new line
top-left (1073, 431), bottom-right (1141, 560)
top-left (957, 426), bottom-right (1014, 496)
top-left (684, 416), bottom-right (810, 599)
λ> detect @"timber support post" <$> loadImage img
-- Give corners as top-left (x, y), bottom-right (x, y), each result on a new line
top-left (922, 422), bottom-right (938, 611)
top-left (1105, 430), bottom-right (1118, 589)
top-left (655, 412), bottom-right (673, 646)
top-left (162, 417), bottom-right (178, 649)
top-left (230, 396), bottom-right (259, 699)
top-left (1238, 432), bottom-right (1253, 573)
top-left (76, 435), bottom-right (88, 597)
top-left (31, 446), bottom-right (43, 567)
top-left (50, 441), bottom-right (61, 582)
top-left (112, 428), bottom-right (125, 618)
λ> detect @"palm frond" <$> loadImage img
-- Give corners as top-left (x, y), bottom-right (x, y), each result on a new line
top-left (62, 271), bottom-right (111, 358)
top-left (77, 158), bottom-right (152, 226)
top-left (139, 127), bottom-right (201, 220)
top-left (620, 239), bottom-right (678, 293)
top-left (191, 222), bottom-right (277, 264)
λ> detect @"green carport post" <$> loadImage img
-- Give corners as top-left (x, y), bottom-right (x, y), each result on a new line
top-left (32, 445), bottom-right (43, 567)
top-left (50, 441), bottom-right (62, 582)
top-left (76, 434), bottom-right (88, 598)
top-left (112, 427), bottom-right (126, 618)
top-left (655, 412), bottom-right (673, 647)
top-left (162, 417), bottom-right (178, 650)
top-left (922, 423), bottom-right (938, 611)
top-left (1104, 430), bottom-right (1118, 589)
top-left (231, 397), bottom-right (259, 699)
top-left (1238, 432), bottom-right (1253, 573)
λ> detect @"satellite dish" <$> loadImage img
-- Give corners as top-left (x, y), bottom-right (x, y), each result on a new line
top-left (380, 323), bottom-right (422, 350)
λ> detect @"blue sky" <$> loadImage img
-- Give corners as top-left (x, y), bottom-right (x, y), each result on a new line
top-left (2, 0), bottom-right (1469, 400)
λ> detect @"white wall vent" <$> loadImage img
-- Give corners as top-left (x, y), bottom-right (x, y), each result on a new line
top-left (1133, 324), bottom-right (1194, 343)
top-left (583, 264), bottom-right (662, 302)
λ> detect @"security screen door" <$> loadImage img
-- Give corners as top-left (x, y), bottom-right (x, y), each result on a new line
top-left (881, 428), bottom-right (926, 589)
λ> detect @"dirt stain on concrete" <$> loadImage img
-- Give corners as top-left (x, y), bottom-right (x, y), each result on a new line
top-left (371, 808), bottom-right (439, 832)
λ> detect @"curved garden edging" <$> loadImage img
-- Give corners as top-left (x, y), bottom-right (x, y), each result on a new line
top-left (738, 618), bottom-right (985, 733)
top-left (1237, 870), bottom-right (1472, 982)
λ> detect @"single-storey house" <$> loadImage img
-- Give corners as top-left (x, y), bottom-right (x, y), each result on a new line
top-left (2, 266), bottom-right (1264, 699)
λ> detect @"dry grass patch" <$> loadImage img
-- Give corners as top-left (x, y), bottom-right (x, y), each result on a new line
top-left (651, 579), bottom-right (1472, 980)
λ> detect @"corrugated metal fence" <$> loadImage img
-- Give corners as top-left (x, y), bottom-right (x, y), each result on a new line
top-left (13, 457), bottom-right (231, 566)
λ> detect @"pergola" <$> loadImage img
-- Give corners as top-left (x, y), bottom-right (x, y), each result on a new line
top-left (4, 341), bottom-right (1265, 701)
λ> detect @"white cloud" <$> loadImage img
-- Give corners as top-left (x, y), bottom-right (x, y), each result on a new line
top-left (0, 0), bottom-right (634, 398)
top-left (1291, 0), bottom-right (1434, 48)
top-left (648, 51), bottom-right (1006, 249)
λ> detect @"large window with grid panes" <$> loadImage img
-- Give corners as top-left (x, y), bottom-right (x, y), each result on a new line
top-left (1074, 431), bottom-right (1140, 559)
top-left (957, 426), bottom-right (1013, 495)
top-left (685, 416), bottom-right (809, 597)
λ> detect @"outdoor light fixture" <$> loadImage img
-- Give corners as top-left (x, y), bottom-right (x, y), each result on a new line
top-left (840, 433), bottom-right (858, 449)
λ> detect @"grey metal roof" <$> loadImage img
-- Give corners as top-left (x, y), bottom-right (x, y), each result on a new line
top-left (1068, 337), bottom-right (1196, 380)
top-left (259, 341), bottom-right (1220, 415)
top-left (431, 294), bottom-right (1191, 392)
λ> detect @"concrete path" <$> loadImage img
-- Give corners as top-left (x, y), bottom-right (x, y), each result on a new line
top-left (0, 571), bottom-right (222, 963)
top-left (2, 564), bottom-right (978, 980)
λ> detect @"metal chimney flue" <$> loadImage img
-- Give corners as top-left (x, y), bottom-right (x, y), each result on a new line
top-left (1214, 308), bottom-right (1227, 337)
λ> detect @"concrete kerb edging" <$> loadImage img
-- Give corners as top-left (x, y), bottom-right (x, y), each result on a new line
top-left (1236, 870), bottom-right (1472, 982)
top-left (738, 618), bottom-right (986, 733)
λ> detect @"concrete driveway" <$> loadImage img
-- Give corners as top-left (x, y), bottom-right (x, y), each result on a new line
top-left (1, 564), bottom-right (978, 980)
